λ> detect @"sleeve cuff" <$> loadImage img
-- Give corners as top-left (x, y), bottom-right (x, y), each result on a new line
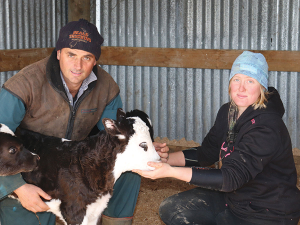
top-left (0, 174), bottom-right (26, 200)
top-left (189, 167), bottom-right (223, 191)
top-left (183, 148), bottom-right (199, 167)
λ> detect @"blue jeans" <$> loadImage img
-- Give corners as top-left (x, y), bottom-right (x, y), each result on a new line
top-left (0, 172), bottom-right (140, 225)
top-left (159, 187), bottom-right (299, 225)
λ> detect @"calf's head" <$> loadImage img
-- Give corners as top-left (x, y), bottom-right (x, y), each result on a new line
top-left (0, 124), bottom-right (39, 176)
top-left (102, 109), bottom-right (160, 179)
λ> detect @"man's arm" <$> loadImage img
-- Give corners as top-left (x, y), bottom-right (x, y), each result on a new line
top-left (0, 89), bottom-right (51, 212)
top-left (0, 88), bottom-right (26, 132)
top-left (97, 94), bottom-right (123, 130)
top-left (0, 89), bottom-right (27, 200)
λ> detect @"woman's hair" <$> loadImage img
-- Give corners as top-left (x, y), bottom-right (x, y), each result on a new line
top-left (228, 82), bottom-right (269, 110)
top-left (253, 85), bottom-right (269, 109)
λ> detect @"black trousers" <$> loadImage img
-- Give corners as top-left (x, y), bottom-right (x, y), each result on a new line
top-left (159, 187), bottom-right (299, 225)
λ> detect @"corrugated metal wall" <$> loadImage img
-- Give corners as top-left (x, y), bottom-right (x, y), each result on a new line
top-left (91, 0), bottom-right (300, 148)
top-left (0, 0), bottom-right (67, 85)
top-left (0, 0), bottom-right (299, 148)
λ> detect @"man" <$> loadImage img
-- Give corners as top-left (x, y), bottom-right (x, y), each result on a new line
top-left (0, 19), bottom-right (168, 225)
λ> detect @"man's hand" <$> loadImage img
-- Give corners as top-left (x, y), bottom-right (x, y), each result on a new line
top-left (153, 142), bottom-right (169, 163)
top-left (14, 183), bottom-right (51, 213)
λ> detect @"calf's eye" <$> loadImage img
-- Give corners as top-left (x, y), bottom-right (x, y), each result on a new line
top-left (139, 142), bottom-right (148, 151)
top-left (9, 147), bottom-right (17, 154)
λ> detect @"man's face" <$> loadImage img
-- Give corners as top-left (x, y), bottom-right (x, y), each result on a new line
top-left (57, 48), bottom-right (97, 90)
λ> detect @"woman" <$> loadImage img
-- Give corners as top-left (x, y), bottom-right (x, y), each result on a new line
top-left (135, 51), bottom-right (300, 225)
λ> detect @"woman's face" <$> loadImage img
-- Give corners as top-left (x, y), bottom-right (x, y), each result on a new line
top-left (229, 74), bottom-right (261, 114)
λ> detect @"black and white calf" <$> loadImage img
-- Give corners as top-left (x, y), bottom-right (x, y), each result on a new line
top-left (17, 109), bottom-right (160, 225)
top-left (0, 124), bottom-right (39, 176)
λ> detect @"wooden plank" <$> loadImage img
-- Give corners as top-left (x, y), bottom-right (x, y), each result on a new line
top-left (98, 47), bottom-right (300, 72)
top-left (1, 47), bottom-right (300, 72)
top-left (99, 47), bottom-right (238, 70)
top-left (253, 50), bottom-right (300, 73)
top-left (0, 48), bottom-right (55, 72)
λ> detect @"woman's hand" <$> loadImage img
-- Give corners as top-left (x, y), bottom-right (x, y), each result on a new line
top-left (153, 142), bottom-right (169, 163)
top-left (133, 161), bottom-right (172, 179)
top-left (133, 161), bottom-right (193, 182)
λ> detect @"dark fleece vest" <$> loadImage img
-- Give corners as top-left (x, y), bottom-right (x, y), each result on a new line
top-left (3, 50), bottom-right (120, 141)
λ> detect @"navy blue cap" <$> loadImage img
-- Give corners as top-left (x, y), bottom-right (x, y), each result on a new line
top-left (56, 19), bottom-right (104, 60)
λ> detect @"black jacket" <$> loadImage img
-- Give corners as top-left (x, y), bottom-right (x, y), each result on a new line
top-left (188, 87), bottom-right (300, 221)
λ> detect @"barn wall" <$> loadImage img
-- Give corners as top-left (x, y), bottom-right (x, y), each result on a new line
top-left (0, 0), bottom-right (299, 148)
top-left (0, 0), bottom-right (67, 84)
top-left (91, 0), bottom-right (300, 148)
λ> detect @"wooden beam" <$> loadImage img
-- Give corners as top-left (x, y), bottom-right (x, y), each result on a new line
top-left (0, 48), bottom-right (55, 72)
top-left (98, 47), bottom-right (300, 72)
top-left (0, 47), bottom-right (300, 72)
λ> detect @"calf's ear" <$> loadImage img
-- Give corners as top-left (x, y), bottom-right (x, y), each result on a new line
top-left (102, 118), bottom-right (124, 139)
top-left (103, 118), bottom-right (117, 130)
top-left (117, 108), bottom-right (126, 120)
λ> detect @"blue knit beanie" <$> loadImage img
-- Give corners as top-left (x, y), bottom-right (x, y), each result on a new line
top-left (229, 51), bottom-right (268, 89)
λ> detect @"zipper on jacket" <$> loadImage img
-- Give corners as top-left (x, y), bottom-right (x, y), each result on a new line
top-left (65, 107), bottom-right (76, 140)
top-left (64, 88), bottom-right (93, 140)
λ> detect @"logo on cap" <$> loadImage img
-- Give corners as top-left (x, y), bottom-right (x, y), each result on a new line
top-left (69, 29), bottom-right (91, 43)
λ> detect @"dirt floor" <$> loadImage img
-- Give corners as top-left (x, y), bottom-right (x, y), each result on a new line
top-left (132, 177), bottom-right (195, 225)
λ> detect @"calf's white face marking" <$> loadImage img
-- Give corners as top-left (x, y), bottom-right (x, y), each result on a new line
top-left (113, 117), bottom-right (160, 180)
top-left (0, 124), bottom-right (15, 136)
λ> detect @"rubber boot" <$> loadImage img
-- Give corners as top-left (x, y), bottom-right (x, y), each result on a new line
top-left (101, 215), bottom-right (133, 225)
